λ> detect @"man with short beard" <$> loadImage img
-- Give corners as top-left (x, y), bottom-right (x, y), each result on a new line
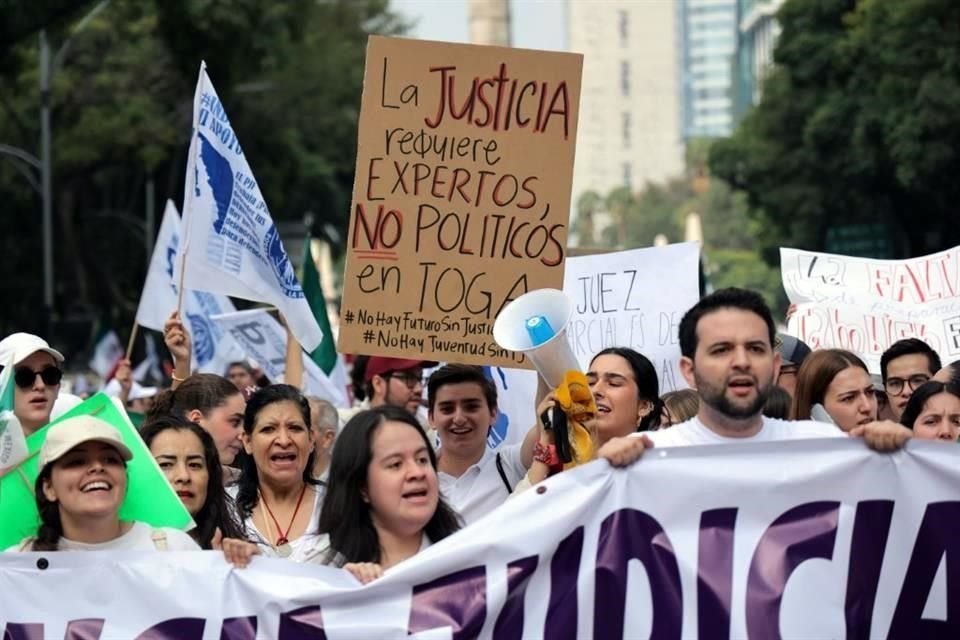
top-left (596, 289), bottom-right (910, 465)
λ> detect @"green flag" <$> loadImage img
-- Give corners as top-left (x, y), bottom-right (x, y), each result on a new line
top-left (301, 235), bottom-right (338, 374)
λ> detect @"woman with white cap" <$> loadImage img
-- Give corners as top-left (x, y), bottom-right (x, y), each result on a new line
top-left (6, 415), bottom-right (200, 552)
top-left (0, 332), bottom-right (65, 437)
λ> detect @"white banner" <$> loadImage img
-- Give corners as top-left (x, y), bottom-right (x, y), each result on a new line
top-left (781, 246), bottom-right (960, 370)
top-left (178, 62), bottom-right (323, 352)
top-left (563, 243), bottom-right (700, 392)
top-left (210, 309), bottom-right (345, 407)
top-left (135, 200), bottom-right (247, 375)
top-left (4, 440), bottom-right (957, 638)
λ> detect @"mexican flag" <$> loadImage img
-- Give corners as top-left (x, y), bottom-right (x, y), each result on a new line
top-left (89, 323), bottom-right (123, 380)
top-left (301, 236), bottom-right (348, 399)
top-left (0, 355), bottom-right (28, 473)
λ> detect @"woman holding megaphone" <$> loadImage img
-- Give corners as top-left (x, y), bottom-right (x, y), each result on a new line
top-left (519, 347), bottom-right (663, 489)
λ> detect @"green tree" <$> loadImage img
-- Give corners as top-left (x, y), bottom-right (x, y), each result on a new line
top-left (710, 0), bottom-right (960, 259)
top-left (0, 0), bottom-right (406, 351)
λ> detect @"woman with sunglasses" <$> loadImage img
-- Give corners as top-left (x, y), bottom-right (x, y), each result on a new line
top-left (0, 332), bottom-right (65, 437)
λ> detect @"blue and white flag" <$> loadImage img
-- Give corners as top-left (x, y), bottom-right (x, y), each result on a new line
top-left (177, 62), bottom-right (323, 352)
top-left (209, 309), bottom-right (346, 407)
top-left (135, 200), bottom-right (246, 375)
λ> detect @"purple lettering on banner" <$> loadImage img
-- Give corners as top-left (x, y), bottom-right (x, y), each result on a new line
top-left (408, 565), bottom-right (487, 639)
top-left (64, 619), bottom-right (105, 640)
top-left (2, 623), bottom-right (44, 640)
top-left (697, 508), bottom-right (738, 640)
top-left (492, 555), bottom-right (539, 640)
top-left (545, 526), bottom-right (584, 640)
top-left (220, 616), bottom-right (258, 640)
top-left (134, 618), bottom-right (206, 639)
top-left (888, 501), bottom-right (960, 636)
top-left (278, 606), bottom-right (326, 639)
top-left (594, 508), bottom-right (682, 640)
top-left (745, 501), bottom-right (840, 639)
top-left (845, 500), bottom-right (894, 640)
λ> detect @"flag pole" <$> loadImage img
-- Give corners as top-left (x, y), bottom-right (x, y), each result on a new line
top-left (125, 322), bottom-right (139, 360)
top-left (175, 251), bottom-right (187, 316)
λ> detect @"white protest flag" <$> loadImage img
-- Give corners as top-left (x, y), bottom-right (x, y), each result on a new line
top-left (210, 309), bottom-right (346, 406)
top-left (0, 354), bottom-right (28, 473)
top-left (134, 199), bottom-right (247, 375)
top-left (89, 329), bottom-right (123, 379)
top-left (177, 62), bottom-right (323, 352)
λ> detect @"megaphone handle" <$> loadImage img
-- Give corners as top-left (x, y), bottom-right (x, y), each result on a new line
top-left (552, 405), bottom-right (573, 463)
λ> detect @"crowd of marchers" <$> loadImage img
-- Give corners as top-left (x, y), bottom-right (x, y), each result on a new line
top-left (2, 287), bottom-right (957, 582)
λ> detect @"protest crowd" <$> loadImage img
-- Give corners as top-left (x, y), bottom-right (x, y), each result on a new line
top-left (1, 33), bottom-right (959, 638)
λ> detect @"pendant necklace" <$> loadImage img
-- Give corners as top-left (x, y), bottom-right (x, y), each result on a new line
top-left (259, 484), bottom-right (307, 558)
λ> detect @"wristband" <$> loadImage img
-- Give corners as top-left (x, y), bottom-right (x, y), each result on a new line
top-left (171, 373), bottom-right (187, 382)
top-left (533, 441), bottom-right (560, 467)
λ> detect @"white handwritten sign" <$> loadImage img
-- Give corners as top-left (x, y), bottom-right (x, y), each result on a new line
top-left (781, 246), bottom-right (960, 370)
top-left (562, 243), bottom-right (700, 391)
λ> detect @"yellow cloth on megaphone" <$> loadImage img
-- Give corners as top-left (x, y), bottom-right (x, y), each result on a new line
top-left (553, 371), bottom-right (597, 468)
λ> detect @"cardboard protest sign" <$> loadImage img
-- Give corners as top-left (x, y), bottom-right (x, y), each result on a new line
top-left (561, 243), bottom-right (700, 391)
top-left (781, 246), bottom-right (960, 370)
top-left (338, 36), bottom-right (583, 367)
top-left (0, 393), bottom-right (193, 550)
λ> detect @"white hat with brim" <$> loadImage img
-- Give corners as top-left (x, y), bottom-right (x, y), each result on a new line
top-left (39, 415), bottom-right (133, 470)
top-left (0, 332), bottom-right (65, 366)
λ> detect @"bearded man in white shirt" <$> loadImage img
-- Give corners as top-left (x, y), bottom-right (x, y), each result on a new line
top-left (599, 288), bottom-right (910, 464)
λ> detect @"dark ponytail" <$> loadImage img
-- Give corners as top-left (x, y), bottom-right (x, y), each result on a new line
top-left (145, 374), bottom-right (240, 424)
top-left (31, 467), bottom-right (62, 551)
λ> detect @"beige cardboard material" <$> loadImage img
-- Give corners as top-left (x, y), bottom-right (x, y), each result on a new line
top-left (339, 36), bottom-right (583, 367)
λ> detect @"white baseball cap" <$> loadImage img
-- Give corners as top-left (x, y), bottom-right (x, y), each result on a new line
top-left (39, 415), bottom-right (133, 470)
top-left (0, 333), bottom-right (65, 366)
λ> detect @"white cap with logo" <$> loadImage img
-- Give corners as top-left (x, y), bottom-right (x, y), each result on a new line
top-left (0, 333), bottom-right (65, 366)
top-left (39, 415), bottom-right (133, 470)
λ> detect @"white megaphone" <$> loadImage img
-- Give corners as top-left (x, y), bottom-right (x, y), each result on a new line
top-left (493, 288), bottom-right (581, 388)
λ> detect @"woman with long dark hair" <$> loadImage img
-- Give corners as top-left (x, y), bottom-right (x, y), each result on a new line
top-left (792, 349), bottom-right (877, 431)
top-left (6, 416), bottom-right (198, 551)
top-left (142, 416), bottom-right (246, 549)
top-left (309, 406), bottom-right (460, 583)
top-left (233, 385), bottom-right (324, 561)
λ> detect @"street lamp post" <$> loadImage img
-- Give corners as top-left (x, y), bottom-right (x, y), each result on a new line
top-left (40, 31), bottom-right (53, 314)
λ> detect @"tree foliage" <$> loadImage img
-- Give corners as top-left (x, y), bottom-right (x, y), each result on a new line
top-left (710, 0), bottom-right (960, 259)
top-left (0, 0), bottom-right (406, 351)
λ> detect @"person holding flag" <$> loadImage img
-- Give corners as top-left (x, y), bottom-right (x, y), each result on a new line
top-left (176, 62), bottom-right (323, 355)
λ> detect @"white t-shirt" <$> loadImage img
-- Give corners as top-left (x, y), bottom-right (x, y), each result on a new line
top-left (6, 521), bottom-right (199, 552)
top-left (302, 533), bottom-right (432, 568)
top-left (232, 484), bottom-right (328, 563)
top-left (438, 443), bottom-right (527, 526)
top-left (643, 416), bottom-right (844, 447)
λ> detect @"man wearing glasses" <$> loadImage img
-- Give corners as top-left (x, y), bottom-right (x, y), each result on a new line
top-left (0, 332), bottom-right (65, 437)
top-left (880, 338), bottom-right (942, 421)
top-left (774, 333), bottom-right (811, 400)
top-left (363, 356), bottom-right (435, 417)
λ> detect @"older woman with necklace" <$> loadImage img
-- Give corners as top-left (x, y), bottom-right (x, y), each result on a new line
top-left (232, 385), bottom-right (325, 560)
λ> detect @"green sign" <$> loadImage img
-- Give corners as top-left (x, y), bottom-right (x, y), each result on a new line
top-left (0, 393), bottom-right (193, 549)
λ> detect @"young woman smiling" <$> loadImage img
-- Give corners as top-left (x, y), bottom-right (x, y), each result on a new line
top-left (7, 416), bottom-right (198, 552)
top-left (142, 416), bottom-right (246, 549)
top-left (233, 385), bottom-right (325, 561)
top-left (309, 406), bottom-right (460, 583)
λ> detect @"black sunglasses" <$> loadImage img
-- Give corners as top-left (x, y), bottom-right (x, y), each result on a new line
top-left (14, 365), bottom-right (63, 389)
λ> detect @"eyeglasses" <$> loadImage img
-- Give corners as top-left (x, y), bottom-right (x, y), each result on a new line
top-left (386, 371), bottom-right (424, 389)
top-left (884, 374), bottom-right (930, 396)
top-left (14, 365), bottom-right (63, 389)
top-left (777, 365), bottom-right (799, 382)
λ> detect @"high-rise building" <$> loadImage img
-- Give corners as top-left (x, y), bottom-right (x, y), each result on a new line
top-left (733, 0), bottom-right (786, 120)
top-left (679, 0), bottom-right (738, 139)
top-left (567, 0), bottom-right (685, 227)
top-left (469, 0), bottom-right (510, 46)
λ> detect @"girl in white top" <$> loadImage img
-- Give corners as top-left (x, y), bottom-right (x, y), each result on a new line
top-left (8, 415), bottom-right (198, 552)
top-left (232, 385), bottom-right (327, 562)
top-left (308, 406), bottom-right (460, 583)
